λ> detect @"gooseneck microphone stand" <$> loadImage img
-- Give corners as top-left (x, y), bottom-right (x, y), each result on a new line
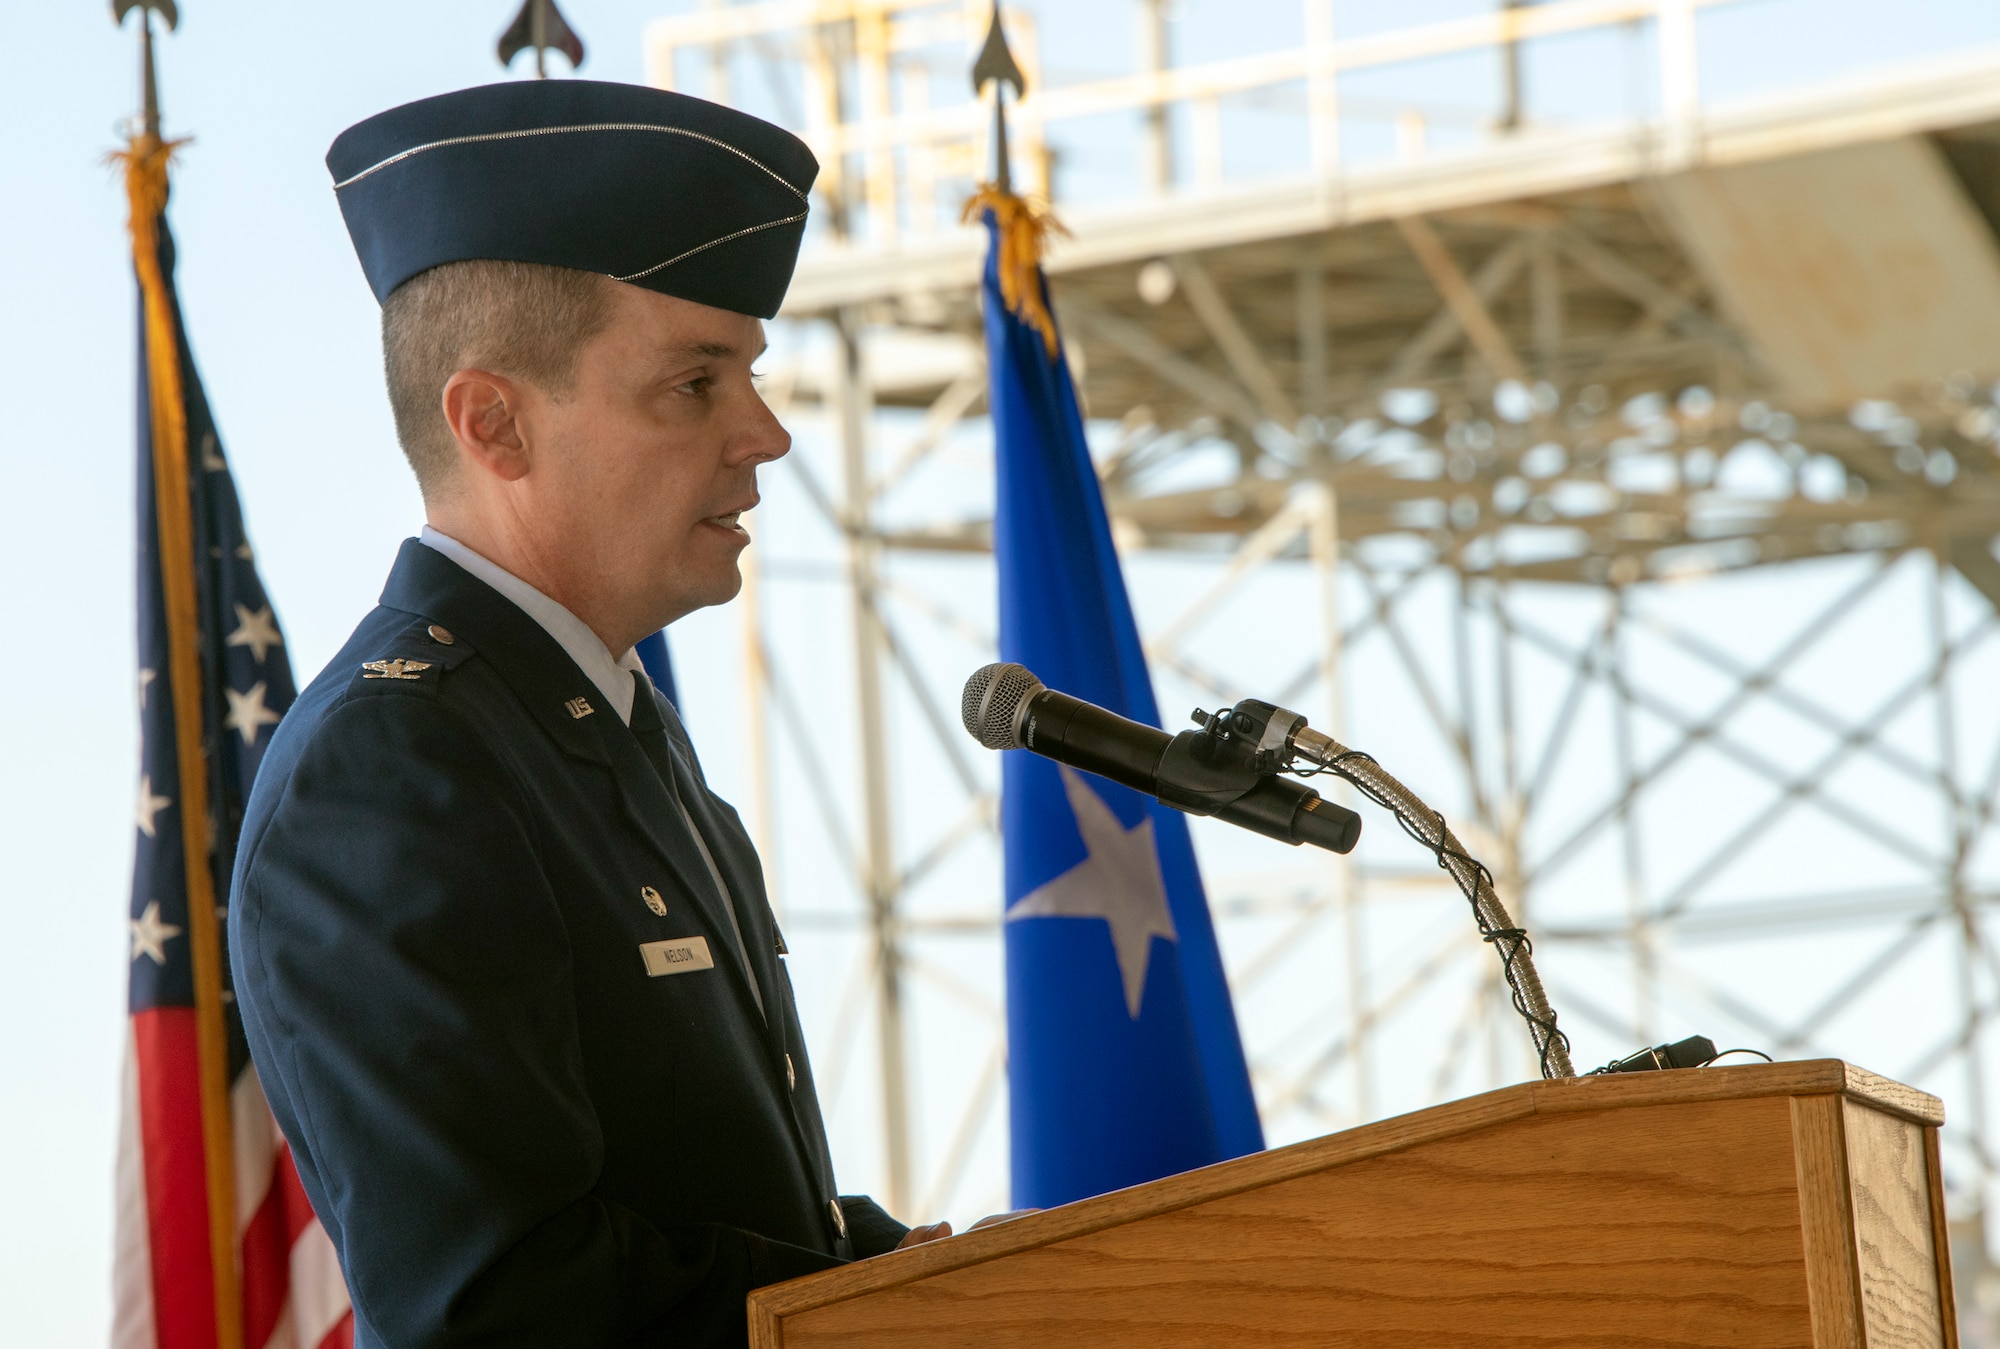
top-left (963, 661), bottom-right (1575, 1080)
top-left (1280, 717), bottom-right (1575, 1080)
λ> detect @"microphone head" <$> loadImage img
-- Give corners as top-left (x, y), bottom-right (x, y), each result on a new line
top-left (961, 662), bottom-right (1045, 750)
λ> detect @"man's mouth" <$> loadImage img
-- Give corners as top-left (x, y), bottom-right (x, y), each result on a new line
top-left (705, 510), bottom-right (750, 533)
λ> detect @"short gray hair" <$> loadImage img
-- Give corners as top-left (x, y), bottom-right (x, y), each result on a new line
top-left (380, 260), bottom-right (617, 492)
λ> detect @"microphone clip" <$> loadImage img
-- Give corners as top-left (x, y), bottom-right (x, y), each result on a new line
top-left (1159, 699), bottom-right (1307, 812)
top-left (1164, 701), bottom-right (1362, 852)
top-left (1187, 699), bottom-right (1308, 778)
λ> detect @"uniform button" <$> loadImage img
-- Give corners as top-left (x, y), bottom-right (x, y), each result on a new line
top-left (828, 1199), bottom-right (847, 1240)
top-left (786, 1054), bottom-right (796, 1091)
top-left (427, 624), bottom-right (455, 645)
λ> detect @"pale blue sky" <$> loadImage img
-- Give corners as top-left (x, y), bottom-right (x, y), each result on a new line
top-left (4, 1), bottom-right (1998, 1342)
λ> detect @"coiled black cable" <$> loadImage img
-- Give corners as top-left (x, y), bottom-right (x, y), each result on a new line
top-left (1298, 748), bottom-right (1573, 1079)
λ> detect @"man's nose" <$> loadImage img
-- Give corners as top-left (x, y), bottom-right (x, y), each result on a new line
top-left (737, 389), bottom-right (791, 465)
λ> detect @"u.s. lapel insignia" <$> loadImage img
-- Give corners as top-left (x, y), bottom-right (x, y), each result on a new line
top-left (565, 696), bottom-right (594, 720)
top-left (361, 658), bottom-right (432, 681)
top-left (641, 885), bottom-right (667, 916)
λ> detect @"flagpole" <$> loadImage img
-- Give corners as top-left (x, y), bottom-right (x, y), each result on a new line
top-left (117, 6), bottom-right (245, 1346)
top-left (498, 0), bottom-right (585, 79)
top-left (972, 5), bottom-right (1024, 194)
top-left (966, 8), bottom-right (1065, 358)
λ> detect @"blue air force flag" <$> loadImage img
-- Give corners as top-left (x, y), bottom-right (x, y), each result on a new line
top-left (634, 628), bottom-right (680, 710)
top-left (976, 195), bottom-right (1264, 1210)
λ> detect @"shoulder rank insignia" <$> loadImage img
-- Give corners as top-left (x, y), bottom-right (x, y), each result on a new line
top-left (362, 658), bottom-right (433, 681)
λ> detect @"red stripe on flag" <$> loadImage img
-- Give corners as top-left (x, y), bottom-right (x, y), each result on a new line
top-left (243, 1143), bottom-right (326, 1349)
top-left (133, 1006), bottom-right (218, 1349)
top-left (317, 1311), bottom-right (354, 1349)
top-left (277, 1145), bottom-right (316, 1245)
top-left (240, 1156), bottom-right (289, 1349)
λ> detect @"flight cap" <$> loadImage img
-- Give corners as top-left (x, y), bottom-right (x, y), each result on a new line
top-left (328, 80), bottom-right (818, 318)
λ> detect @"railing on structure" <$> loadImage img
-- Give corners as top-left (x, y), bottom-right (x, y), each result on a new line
top-left (646, 0), bottom-right (1051, 244)
top-left (644, 0), bottom-right (1736, 246)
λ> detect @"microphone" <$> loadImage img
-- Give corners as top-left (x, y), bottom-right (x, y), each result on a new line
top-left (961, 663), bottom-right (1360, 854)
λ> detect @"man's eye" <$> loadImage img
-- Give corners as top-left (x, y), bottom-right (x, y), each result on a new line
top-left (677, 376), bottom-right (713, 398)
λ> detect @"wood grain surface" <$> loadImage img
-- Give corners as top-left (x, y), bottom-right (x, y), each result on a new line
top-left (1924, 1128), bottom-right (1961, 1349)
top-left (748, 1062), bottom-right (1948, 1349)
top-left (1840, 1067), bottom-right (1947, 1129)
top-left (1793, 1094), bottom-right (1863, 1349)
top-left (769, 1096), bottom-right (1814, 1347)
top-left (1843, 1100), bottom-right (1945, 1349)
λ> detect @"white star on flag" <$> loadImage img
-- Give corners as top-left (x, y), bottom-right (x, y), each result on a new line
top-left (130, 900), bottom-right (183, 965)
top-left (137, 668), bottom-right (156, 710)
top-left (225, 680), bottom-right (282, 746)
top-left (226, 603), bottom-right (284, 663)
top-left (135, 775), bottom-right (172, 838)
top-left (1007, 765), bottom-right (1179, 1018)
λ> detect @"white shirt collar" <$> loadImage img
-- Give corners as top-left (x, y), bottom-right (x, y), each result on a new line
top-left (418, 525), bottom-right (645, 725)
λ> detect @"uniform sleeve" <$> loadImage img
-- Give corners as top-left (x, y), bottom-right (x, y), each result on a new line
top-left (232, 691), bottom-right (840, 1347)
top-left (834, 1195), bottom-right (910, 1258)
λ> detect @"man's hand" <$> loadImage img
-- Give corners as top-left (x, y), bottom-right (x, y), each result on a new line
top-left (968, 1209), bottom-right (1037, 1231)
top-left (891, 1209), bottom-right (1039, 1251)
top-left (893, 1221), bottom-right (952, 1250)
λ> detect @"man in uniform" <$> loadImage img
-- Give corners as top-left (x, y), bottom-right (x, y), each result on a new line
top-left (229, 80), bottom-right (960, 1347)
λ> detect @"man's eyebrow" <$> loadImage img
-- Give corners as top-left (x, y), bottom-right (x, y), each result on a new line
top-left (661, 339), bottom-right (769, 362)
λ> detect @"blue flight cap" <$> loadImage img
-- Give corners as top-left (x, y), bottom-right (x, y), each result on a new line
top-left (328, 80), bottom-right (818, 319)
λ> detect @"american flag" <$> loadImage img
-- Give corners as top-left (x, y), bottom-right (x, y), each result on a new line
top-left (112, 132), bottom-right (353, 1349)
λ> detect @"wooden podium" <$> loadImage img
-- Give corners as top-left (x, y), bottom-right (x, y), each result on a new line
top-left (750, 1061), bottom-right (1955, 1348)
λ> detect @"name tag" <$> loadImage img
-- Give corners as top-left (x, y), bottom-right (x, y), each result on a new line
top-left (639, 936), bottom-right (715, 978)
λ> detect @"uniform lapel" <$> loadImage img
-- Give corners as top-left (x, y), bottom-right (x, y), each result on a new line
top-left (652, 699), bottom-right (845, 1196)
top-left (378, 539), bottom-right (769, 1023)
top-left (655, 695), bottom-right (788, 1053)
top-left (590, 711), bottom-right (772, 1023)
top-left (649, 690), bottom-right (842, 1194)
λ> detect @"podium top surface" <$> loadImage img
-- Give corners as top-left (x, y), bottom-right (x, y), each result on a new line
top-left (763, 1060), bottom-right (1940, 1320)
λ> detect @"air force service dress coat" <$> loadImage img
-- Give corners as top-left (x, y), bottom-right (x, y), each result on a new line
top-left (229, 540), bottom-right (906, 1347)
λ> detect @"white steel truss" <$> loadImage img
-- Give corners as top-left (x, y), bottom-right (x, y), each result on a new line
top-left (643, 3), bottom-right (2000, 1318)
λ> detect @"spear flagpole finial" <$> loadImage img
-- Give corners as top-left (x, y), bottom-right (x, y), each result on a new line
top-left (112, 0), bottom-right (179, 140)
top-left (499, 0), bottom-right (586, 79)
top-left (971, 5), bottom-right (1025, 194)
top-left (963, 6), bottom-right (1064, 357)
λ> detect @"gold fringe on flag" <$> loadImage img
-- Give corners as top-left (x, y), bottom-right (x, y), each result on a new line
top-left (963, 184), bottom-right (1068, 359)
top-left (114, 130), bottom-right (248, 1349)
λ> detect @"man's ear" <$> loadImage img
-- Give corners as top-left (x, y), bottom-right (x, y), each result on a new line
top-left (441, 368), bottom-right (532, 483)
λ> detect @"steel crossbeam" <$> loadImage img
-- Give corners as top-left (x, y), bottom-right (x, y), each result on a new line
top-left (645, 0), bottom-right (2000, 1281)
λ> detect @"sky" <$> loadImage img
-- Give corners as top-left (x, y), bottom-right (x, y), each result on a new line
top-left (4, 0), bottom-right (2000, 1342)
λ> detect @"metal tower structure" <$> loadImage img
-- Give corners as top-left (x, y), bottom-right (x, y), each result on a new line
top-left (643, 1), bottom-right (2000, 1309)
